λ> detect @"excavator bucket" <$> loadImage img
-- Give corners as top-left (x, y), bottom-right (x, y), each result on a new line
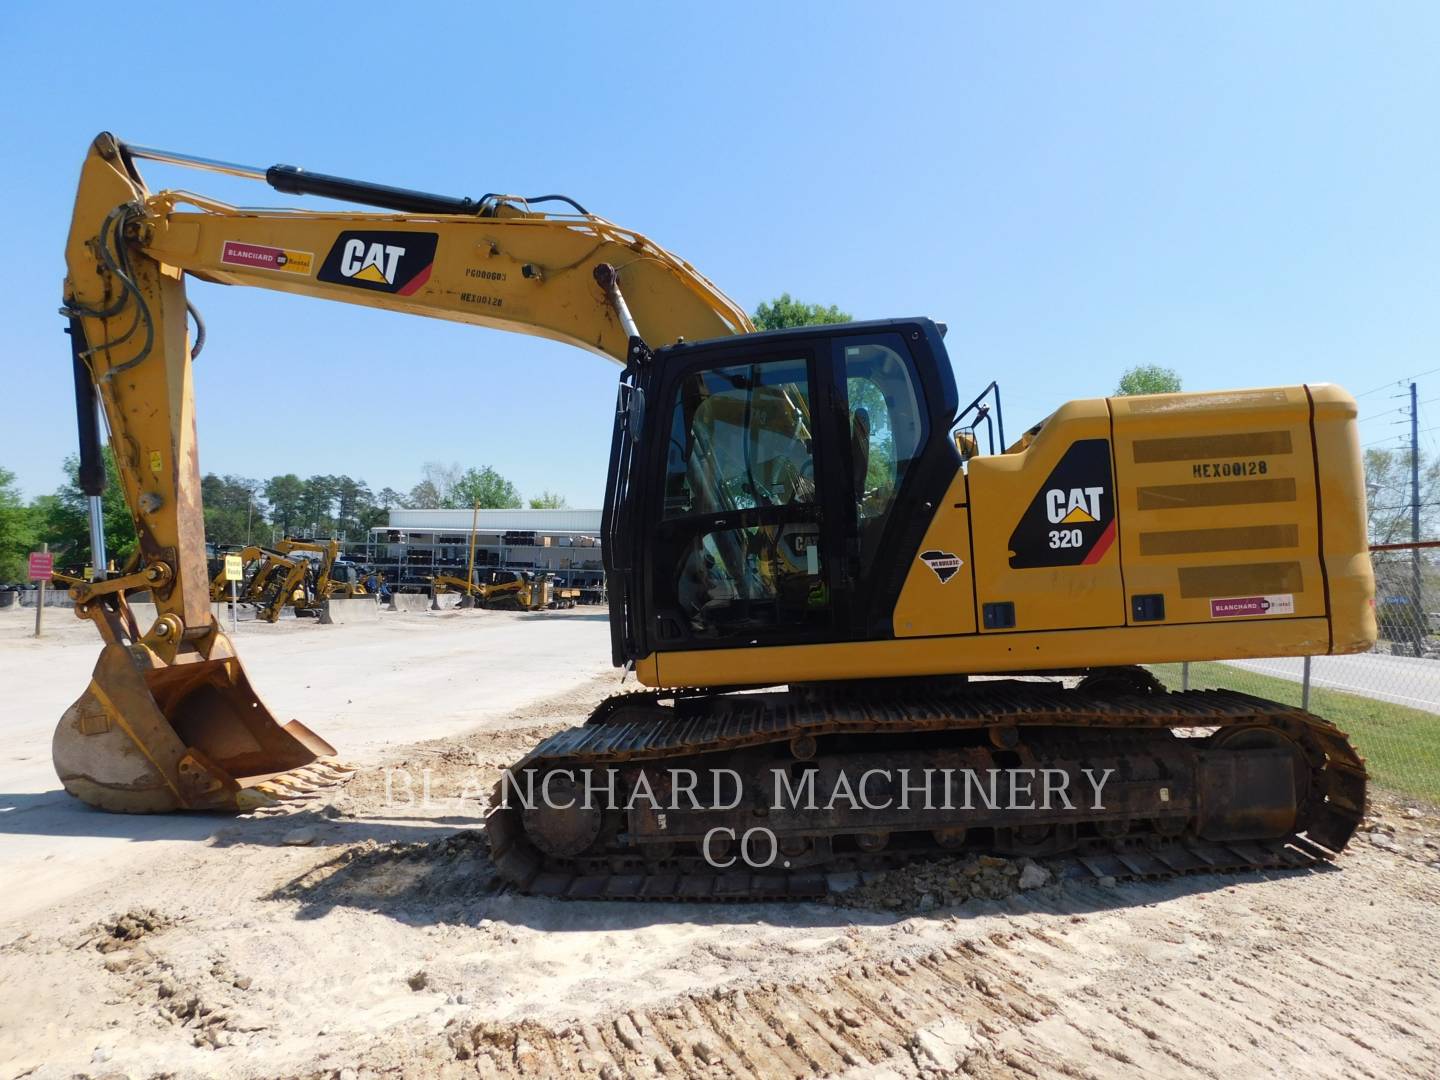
top-left (52, 641), bottom-right (351, 813)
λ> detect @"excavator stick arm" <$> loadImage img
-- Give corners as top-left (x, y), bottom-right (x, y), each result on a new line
top-left (56, 133), bottom-right (750, 813)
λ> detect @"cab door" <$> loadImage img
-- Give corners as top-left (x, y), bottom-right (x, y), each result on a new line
top-left (644, 349), bottom-right (840, 650)
top-left (634, 323), bottom-right (957, 658)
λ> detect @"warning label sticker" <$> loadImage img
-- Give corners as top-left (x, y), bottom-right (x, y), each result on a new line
top-left (220, 240), bottom-right (314, 275)
top-left (1210, 593), bottom-right (1295, 618)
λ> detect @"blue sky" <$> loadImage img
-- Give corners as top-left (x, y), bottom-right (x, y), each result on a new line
top-left (3, 2), bottom-right (1438, 505)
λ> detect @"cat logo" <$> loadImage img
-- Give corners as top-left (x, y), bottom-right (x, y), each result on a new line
top-left (340, 239), bottom-right (405, 285)
top-left (1045, 486), bottom-right (1105, 525)
top-left (317, 230), bottom-right (439, 296)
top-left (1008, 439), bottom-right (1116, 569)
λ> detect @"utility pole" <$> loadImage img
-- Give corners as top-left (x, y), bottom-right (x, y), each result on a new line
top-left (1411, 381), bottom-right (1423, 656)
top-left (464, 502), bottom-right (480, 605)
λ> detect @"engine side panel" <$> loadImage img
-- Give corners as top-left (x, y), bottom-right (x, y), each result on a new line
top-left (1109, 386), bottom-right (1326, 629)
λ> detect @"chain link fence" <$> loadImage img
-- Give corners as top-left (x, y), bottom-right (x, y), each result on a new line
top-left (1148, 541), bottom-right (1440, 807)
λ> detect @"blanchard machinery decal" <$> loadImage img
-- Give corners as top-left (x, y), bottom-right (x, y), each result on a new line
top-left (1009, 439), bottom-right (1116, 569)
top-left (220, 240), bottom-right (313, 275)
top-left (317, 231), bottom-right (438, 295)
top-left (1210, 594), bottom-right (1295, 618)
top-left (919, 550), bottom-right (964, 583)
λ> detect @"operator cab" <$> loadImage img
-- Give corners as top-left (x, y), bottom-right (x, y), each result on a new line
top-left (605, 318), bottom-right (960, 664)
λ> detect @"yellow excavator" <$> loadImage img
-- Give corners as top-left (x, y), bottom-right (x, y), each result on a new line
top-left (206, 544), bottom-right (307, 623)
top-left (214, 539), bottom-right (367, 621)
top-left (430, 570), bottom-right (551, 611)
top-left (55, 134), bottom-right (1374, 897)
top-left (207, 546), bottom-right (252, 602)
top-left (275, 538), bottom-right (369, 606)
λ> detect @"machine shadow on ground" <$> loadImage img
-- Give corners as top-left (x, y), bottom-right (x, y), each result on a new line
top-left (258, 807), bottom-right (1338, 932)
top-left (0, 790), bottom-right (242, 843)
top-left (2, 790), bottom-right (1346, 936)
top-left (0, 792), bottom-right (475, 847)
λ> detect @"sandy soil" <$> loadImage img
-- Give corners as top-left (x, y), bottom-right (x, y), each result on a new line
top-left (2, 606), bottom-right (1439, 1079)
top-left (0, 604), bottom-right (612, 924)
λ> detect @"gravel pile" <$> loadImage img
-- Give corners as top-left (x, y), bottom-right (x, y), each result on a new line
top-left (836, 854), bottom-right (1052, 913)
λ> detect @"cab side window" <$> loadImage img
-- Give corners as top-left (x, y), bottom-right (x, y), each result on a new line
top-left (841, 337), bottom-right (925, 571)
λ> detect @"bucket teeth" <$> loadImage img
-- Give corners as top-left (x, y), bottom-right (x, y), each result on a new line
top-left (239, 759), bottom-right (358, 814)
top-left (236, 789), bottom-right (281, 811)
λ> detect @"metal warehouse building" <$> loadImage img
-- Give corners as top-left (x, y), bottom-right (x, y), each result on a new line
top-left (361, 509), bottom-right (604, 591)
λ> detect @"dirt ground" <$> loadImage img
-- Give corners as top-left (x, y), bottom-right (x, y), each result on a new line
top-left (2, 607), bottom-right (1439, 1079)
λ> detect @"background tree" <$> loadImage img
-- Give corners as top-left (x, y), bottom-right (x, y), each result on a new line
top-left (43, 450), bottom-right (135, 570)
top-left (263, 474), bottom-right (305, 535)
top-left (450, 466), bottom-right (522, 509)
top-left (752, 293), bottom-right (852, 331)
top-left (1115, 364), bottom-right (1182, 395)
top-left (296, 474), bottom-right (339, 536)
top-left (201, 474), bottom-right (265, 547)
top-left (331, 475), bottom-right (373, 539)
top-left (360, 486), bottom-right (406, 533)
top-left (418, 462), bottom-right (462, 507)
top-left (1365, 447), bottom-right (1440, 544)
top-left (0, 466), bottom-right (37, 581)
top-left (406, 479), bottom-right (442, 510)
top-left (375, 487), bottom-right (408, 511)
top-left (528, 490), bottom-right (569, 509)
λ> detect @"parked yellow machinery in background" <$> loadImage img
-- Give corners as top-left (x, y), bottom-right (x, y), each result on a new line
top-left (430, 569), bottom-right (554, 611)
top-left (208, 539), bottom-right (368, 622)
top-left (274, 538), bottom-right (368, 607)
top-left (53, 134), bottom-right (1373, 899)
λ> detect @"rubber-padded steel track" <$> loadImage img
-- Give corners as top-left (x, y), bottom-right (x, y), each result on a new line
top-left (485, 682), bottom-right (1366, 901)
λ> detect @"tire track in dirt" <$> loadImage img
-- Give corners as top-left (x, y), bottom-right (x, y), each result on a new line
top-left (311, 856), bottom-right (1440, 1080)
top-left (440, 934), bottom-right (1054, 1078)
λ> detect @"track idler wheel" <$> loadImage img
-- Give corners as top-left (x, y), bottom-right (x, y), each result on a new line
top-left (1196, 724), bottom-right (1308, 842)
top-left (520, 771), bottom-right (605, 857)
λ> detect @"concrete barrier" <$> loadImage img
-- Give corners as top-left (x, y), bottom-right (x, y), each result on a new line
top-left (212, 602), bottom-right (257, 624)
top-left (387, 593), bottom-right (431, 613)
top-left (431, 593), bottom-right (461, 611)
top-left (321, 596), bottom-right (380, 625)
top-left (94, 596), bottom-right (253, 630)
top-left (18, 589), bottom-right (74, 608)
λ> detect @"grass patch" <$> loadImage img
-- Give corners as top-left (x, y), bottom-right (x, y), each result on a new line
top-left (1148, 661), bottom-right (1440, 805)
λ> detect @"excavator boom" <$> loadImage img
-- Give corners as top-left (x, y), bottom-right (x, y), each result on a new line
top-left (55, 133), bottom-right (750, 813)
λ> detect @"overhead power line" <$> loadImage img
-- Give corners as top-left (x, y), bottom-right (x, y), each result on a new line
top-left (1355, 366), bottom-right (1440, 399)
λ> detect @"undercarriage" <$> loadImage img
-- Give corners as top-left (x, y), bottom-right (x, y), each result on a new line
top-left (485, 678), bottom-right (1366, 900)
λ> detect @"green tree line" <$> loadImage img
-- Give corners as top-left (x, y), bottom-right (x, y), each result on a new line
top-left (0, 455), bottom-right (566, 581)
